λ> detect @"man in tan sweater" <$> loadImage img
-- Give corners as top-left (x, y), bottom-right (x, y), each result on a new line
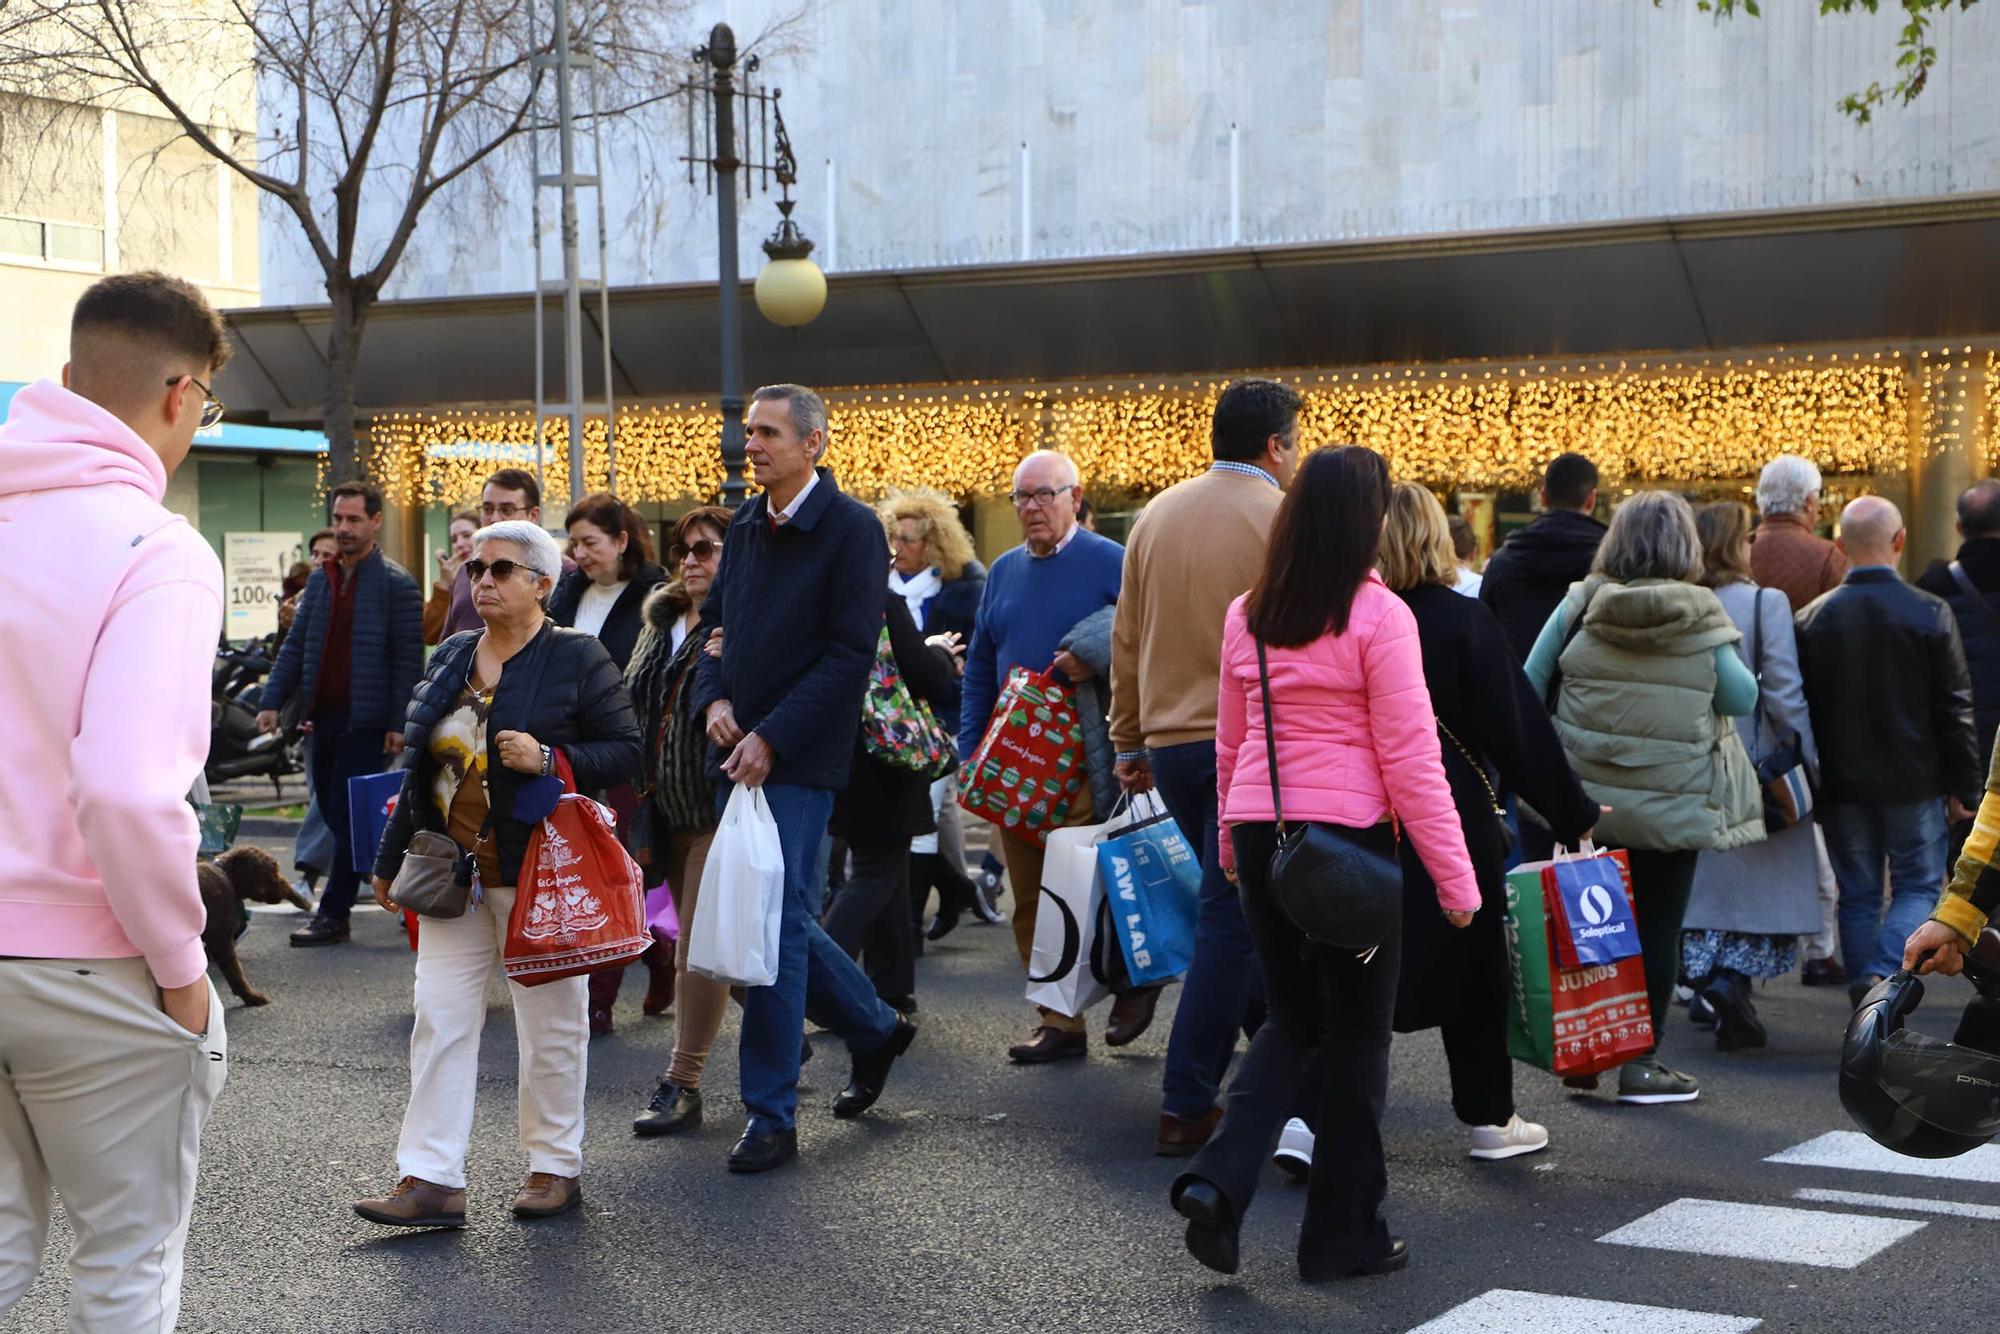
top-left (1111, 378), bottom-right (1295, 1156)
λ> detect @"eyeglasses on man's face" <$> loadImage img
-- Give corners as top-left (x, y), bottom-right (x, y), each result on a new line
top-left (481, 500), bottom-right (529, 520)
top-left (1010, 485), bottom-right (1076, 510)
top-left (464, 558), bottom-right (543, 584)
top-left (169, 375), bottom-right (225, 430)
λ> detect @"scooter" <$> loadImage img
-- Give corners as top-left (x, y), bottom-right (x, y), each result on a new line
top-left (205, 641), bottom-right (304, 794)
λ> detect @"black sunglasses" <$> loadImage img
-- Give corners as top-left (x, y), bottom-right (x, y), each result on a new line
top-left (464, 558), bottom-right (543, 584)
top-left (670, 539), bottom-right (724, 564)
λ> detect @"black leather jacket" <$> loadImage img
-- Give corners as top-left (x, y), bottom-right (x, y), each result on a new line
top-left (1795, 567), bottom-right (1981, 806)
top-left (372, 621), bottom-right (642, 887)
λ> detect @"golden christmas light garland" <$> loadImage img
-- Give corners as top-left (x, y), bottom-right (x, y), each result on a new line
top-left (356, 355), bottom-right (1935, 508)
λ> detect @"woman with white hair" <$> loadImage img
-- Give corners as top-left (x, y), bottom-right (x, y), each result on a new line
top-left (353, 519), bottom-right (643, 1229)
top-left (1525, 490), bottom-right (1764, 1106)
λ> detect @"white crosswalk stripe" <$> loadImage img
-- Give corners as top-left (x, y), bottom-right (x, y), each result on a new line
top-left (1764, 1129), bottom-right (2000, 1182)
top-left (1406, 1289), bottom-right (1761, 1333)
top-left (1793, 1187), bottom-right (2000, 1220)
top-left (1598, 1197), bottom-right (1926, 1268)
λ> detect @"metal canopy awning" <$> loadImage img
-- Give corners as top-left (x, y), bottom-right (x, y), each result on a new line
top-left (216, 196), bottom-right (2000, 427)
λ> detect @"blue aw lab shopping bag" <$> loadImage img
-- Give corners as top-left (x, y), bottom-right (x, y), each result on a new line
top-left (1094, 794), bottom-right (1201, 988)
top-left (1546, 846), bottom-right (1642, 969)
top-left (347, 771), bottom-right (408, 876)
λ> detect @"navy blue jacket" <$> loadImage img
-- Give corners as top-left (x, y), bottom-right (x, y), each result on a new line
top-left (371, 623), bottom-right (642, 888)
top-left (1917, 536), bottom-right (2000, 780)
top-left (261, 547), bottom-right (424, 734)
top-left (693, 470), bottom-right (888, 791)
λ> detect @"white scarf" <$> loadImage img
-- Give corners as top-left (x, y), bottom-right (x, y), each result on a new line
top-left (889, 566), bottom-right (943, 629)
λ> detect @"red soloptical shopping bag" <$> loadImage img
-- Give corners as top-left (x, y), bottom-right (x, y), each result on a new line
top-left (503, 752), bottom-right (650, 987)
top-left (957, 666), bottom-right (1088, 849)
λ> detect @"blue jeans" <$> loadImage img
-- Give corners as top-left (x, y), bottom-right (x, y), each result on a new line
top-left (1152, 741), bottom-right (1265, 1120)
top-left (1822, 799), bottom-right (1949, 983)
top-left (738, 783), bottom-right (899, 1134)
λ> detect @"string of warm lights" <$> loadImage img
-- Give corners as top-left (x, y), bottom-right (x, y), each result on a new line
top-left (353, 352), bottom-right (1961, 507)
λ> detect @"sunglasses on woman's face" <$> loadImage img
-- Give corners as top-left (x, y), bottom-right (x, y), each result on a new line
top-left (670, 539), bottom-right (724, 564)
top-left (464, 558), bottom-right (542, 584)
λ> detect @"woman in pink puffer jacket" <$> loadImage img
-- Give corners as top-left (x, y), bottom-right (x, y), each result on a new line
top-left (1169, 445), bottom-right (1476, 1286)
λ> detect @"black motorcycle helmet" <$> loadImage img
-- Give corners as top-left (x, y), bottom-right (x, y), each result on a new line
top-left (1840, 953), bottom-right (2000, 1159)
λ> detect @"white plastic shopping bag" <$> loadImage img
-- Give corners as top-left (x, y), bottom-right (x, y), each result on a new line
top-left (687, 783), bottom-right (785, 987)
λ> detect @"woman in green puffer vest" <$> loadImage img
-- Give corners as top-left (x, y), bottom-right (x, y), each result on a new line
top-left (1524, 490), bottom-right (1764, 1107)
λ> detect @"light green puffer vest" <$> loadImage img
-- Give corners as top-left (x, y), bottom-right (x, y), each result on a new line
top-left (1552, 575), bottom-right (1766, 853)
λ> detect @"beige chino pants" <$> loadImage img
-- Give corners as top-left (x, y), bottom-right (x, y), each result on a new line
top-left (0, 956), bottom-right (226, 1333)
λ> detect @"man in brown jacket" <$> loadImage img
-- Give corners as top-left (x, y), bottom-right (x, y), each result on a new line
top-left (1751, 454), bottom-right (1850, 612)
top-left (1750, 453), bottom-right (1851, 984)
top-left (1111, 378), bottom-right (1295, 1156)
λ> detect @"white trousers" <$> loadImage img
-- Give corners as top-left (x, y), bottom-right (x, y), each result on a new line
top-left (396, 885), bottom-right (589, 1189)
top-left (1804, 823), bottom-right (1842, 962)
top-left (0, 957), bottom-right (226, 1333)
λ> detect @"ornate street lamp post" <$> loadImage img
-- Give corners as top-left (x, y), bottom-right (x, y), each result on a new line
top-left (683, 24), bottom-right (827, 508)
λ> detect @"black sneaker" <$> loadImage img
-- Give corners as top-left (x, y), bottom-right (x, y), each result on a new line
top-left (289, 915), bottom-right (350, 947)
top-left (633, 1081), bottom-right (702, 1137)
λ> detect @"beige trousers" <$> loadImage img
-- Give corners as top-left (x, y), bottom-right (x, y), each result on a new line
top-left (0, 956), bottom-right (226, 1333)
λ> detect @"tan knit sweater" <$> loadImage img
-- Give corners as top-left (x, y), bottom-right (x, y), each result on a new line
top-left (1110, 467), bottom-right (1284, 752)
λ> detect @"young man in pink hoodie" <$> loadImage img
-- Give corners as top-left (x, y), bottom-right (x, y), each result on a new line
top-left (0, 272), bottom-right (229, 1331)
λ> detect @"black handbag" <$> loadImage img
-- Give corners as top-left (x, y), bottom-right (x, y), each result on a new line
top-left (1255, 640), bottom-right (1403, 952)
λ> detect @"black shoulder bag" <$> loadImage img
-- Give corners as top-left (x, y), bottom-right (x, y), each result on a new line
top-left (1256, 639), bottom-right (1402, 953)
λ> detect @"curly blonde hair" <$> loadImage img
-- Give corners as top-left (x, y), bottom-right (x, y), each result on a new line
top-left (877, 489), bottom-right (976, 581)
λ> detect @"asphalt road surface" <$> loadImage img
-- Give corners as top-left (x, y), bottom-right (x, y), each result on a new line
top-left (9, 836), bottom-right (1995, 1333)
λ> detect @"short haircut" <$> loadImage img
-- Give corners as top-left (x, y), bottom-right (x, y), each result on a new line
top-left (1959, 480), bottom-right (2000, 539)
top-left (329, 480), bottom-right (383, 518)
top-left (473, 521), bottom-right (563, 595)
top-left (1211, 378), bottom-right (1302, 464)
top-left (1840, 495), bottom-right (1904, 552)
top-left (751, 383), bottom-right (829, 459)
top-left (1380, 483), bottom-right (1461, 592)
top-left (1593, 490), bottom-right (1702, 584)
top-left (485, 467), bottom-right (542, 512)
top-left (1756, 455), bottom-right (1823, 518)
top-left (1013, 449), bottom-right (1080, 489)
top-left (1447, 515), bottom-right (1477, 562)
top-left (1695, 501), bottom-right (1754, 588)
top-left (68, 271), bottom-right (231, 414)
top-left (564, 491), bottom-right (654, 578)
top-left (1543, 453), bottom-right (1599, 512)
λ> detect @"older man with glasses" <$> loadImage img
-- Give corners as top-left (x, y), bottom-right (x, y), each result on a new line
top-left (437, 468), bottom-right (575, 640)
top-left (959, 450), bottom-right (1134, 1064)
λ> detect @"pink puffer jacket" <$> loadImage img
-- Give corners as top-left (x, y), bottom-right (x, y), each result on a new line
top-left (1215, 575), bottom-right (1478, 911)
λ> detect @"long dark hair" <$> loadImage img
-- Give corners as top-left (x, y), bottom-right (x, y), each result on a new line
top-left (1245, 446), bottom-right (1390, 646)
top-left (564, 491), bottom-right (655, 579)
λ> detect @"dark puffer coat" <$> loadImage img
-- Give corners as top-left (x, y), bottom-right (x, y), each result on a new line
top-left (372, 622), bottom-right (642, 888)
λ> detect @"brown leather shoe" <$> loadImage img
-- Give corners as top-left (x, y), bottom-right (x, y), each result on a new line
top-left (289, 915), bottom-right (351, 948)
top-left (511, 1172), bottom-right (582, 1220)
top-left (1105, 986), bottom-right (1163, 1047)
top-left (353, 1176), bottom-right (466, 1229)
top-left (1008, 1025), bottom-right (1087, 1064)
top-left (1156, 1106), bottom-right (1223, 1157)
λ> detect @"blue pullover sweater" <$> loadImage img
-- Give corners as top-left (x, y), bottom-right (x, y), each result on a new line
top-left (957, 529), bottom-right (1123, 762)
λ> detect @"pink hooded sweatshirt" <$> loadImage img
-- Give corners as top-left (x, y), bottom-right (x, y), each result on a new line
top-left (0, 380), bottom-right (222, 989)
top-left (1216, 574), bottom-right (1479, 911)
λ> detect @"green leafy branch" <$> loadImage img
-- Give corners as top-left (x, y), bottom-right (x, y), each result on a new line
top-left (1656, 0), bottom-right (1981, 122)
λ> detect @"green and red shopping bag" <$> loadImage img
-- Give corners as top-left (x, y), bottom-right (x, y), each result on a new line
top-left (958, 666), bottom-right (1087, 849)
top-left (1504, 844), bottom-right (1653, 1077)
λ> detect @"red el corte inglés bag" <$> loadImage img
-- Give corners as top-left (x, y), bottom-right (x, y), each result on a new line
top-left (503, 752), bottom-right (650, 987)
top-left (957, 666), bottom-right (1088, 849)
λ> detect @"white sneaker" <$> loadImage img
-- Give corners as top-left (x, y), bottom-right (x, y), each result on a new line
top-left (1272, 1117), bottom-right (1314, 1180)
top-left (1468, 1113), bottom-right (1550, 1161)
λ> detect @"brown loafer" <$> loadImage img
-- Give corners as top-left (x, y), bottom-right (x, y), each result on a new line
top-left (510, 1172), bottom-right (582, 1220)
top-left (1008, 1025), bottom-right (1087, 1064)
top-left (1155, 1106), bottom-right (1223, 1157)
top-left (353, 1176), bottom-right (466, 1229)
top-left (1105, 986), bottom-right (1163, 1047)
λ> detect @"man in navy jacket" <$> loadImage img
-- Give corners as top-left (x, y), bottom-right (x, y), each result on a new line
top-left (258, 480), bottom-right (422, 946)
top-left (688, 383), bottom-right (917, 1174)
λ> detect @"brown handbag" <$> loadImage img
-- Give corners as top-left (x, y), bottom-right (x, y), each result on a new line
top-left (389, 829), bottom-right (473, 919)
